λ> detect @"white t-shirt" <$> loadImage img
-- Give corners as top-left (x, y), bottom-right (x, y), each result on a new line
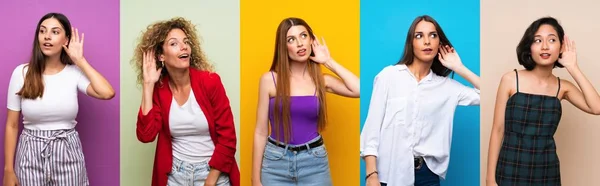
top-left (169, 89), bottom-right (215, 163)
top-left (7, 64), bottom-right (90, 130)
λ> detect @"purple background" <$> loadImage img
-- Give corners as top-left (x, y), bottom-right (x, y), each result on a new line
top-left (0, 0), bottom-right (120, 185)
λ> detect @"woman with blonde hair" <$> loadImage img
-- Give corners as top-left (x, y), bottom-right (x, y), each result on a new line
top-left (133, 17), bottom-right (239, 186)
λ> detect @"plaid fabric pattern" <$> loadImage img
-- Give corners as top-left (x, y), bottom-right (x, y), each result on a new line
top-left (496, 70), bottom-right (562, 186)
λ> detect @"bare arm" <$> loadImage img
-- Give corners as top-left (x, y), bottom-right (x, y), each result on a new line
top-left (309, 36), bottom-right (360, 98)
top-left (558, 36), bottom-right (600, 114)
top-left (454, 65), bottom-right (481, 90)
top-left (323, 59), bottom-right (360, 98)
top-left (439, 45), bottom-right (480, 89)
top-left (486, 72), bottom-right (513, 185)
top-left (4, 110), bottom-right (20, 186)
top-left (135, 50), bottom-right (163, 143)
top-left (79, 59), bottom-right (115, 100)
top-left (62, 27), bottom-right (114, 100)
top-left (141, 82), bottom-right (155, 115)
top-left (252, 73), bottom-right (272, 186)
top-left (4, 65), bottom-right (23, 186)
top-left (4, 110), bottom-right (19, 172)
top-left (562, 68), bottom-right (600, 115)
top-left (364, 155), bottom-right (380, 186)
top-left (141, 50), bottom-right (162, 115)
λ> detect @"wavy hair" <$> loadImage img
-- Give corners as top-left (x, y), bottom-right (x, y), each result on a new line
top-left (132, 17), bottom-right (213, 85)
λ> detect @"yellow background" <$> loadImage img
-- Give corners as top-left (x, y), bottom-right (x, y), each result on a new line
top-left (240, 0), bottom-right (360, 185)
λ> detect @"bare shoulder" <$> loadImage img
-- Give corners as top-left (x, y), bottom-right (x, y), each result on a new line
top-left (498, 70), bottom-right (518, 95)
top-left (559, 78), bottom-right (576, 94)
top-left (260, 71), bottom-right (276, 84)
top-left (259, 71), bottom-right (276, 96)
top-left (500, 70), bottom-right (517, 85)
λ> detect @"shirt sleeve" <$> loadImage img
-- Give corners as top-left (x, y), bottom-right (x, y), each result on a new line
top-left (454, 79), bottom-right (480, 106)
top-left (360, 71), bottom-right (389, 158)
top-left (73, 65), bottom-right (91, 95)
top-left (7, 64), bottom-right (25, 111)
top-left (136, 87), bottom-right (163, 143)
top-left (205, 73), bottom-right (238, 174)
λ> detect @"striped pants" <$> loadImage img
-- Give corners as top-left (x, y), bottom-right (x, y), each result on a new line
top-left (15, 128), bottom-right (89, 186)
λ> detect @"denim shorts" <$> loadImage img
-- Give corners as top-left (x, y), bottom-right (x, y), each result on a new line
top-left (167, 157), bottom-right (230, 186)
top-left (261, 136), bottom-right (332, 186)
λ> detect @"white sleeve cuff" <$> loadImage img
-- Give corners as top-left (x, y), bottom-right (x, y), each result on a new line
top-left (360, 149), bottom-right (378, 158)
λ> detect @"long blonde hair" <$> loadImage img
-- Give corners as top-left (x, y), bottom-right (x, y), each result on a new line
top-left (270, 17), bottom-right (328, 143)
top-left (132, 17), bottom-right (213, 85)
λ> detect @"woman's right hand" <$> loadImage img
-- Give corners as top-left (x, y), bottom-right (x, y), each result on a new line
top-left (3, 170), bottom-right (19, 186)
top-left (142, 50), bottom-right (162, 84)
top-left (366, 174), bottom-right (380, 186)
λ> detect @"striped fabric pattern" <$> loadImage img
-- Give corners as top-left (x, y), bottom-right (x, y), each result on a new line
top-left (15, 129), bottom-right (89, 186)
top-left (496, 70), bottom-right (562, 186)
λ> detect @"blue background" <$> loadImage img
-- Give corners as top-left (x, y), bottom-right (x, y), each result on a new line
top-left (359, 0), bottom-right (480, 185)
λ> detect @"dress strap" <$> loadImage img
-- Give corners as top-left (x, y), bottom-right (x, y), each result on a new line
top-left (514, 69), bottom-right (519, 92)
top-left (556, 76), bottom-right (561, 97)
top-left (270, 71), bottom-right (277, 87)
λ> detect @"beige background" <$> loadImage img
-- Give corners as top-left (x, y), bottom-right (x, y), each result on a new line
top-left (480, 0), bottom-right (600, 185)
top-left (120, 0), bottom-right (240, 185)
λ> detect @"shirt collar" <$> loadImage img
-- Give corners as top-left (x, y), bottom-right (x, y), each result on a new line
top-left (395, 64), bottom-right (434, 82)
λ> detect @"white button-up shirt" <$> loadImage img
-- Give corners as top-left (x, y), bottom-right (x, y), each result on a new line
top-left (360, 64), bottom-right (480, 185)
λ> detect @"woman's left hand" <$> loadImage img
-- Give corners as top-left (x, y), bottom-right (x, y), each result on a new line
top-left (204, 168), bottom-right (220, 186)
top-left (63, 27), bottom-right (85, 65)
top-left (203, 180), bottom-right (217, 186)
top-left (558, 35), bottom-right (578, 69)
top-left (438, 45), bottom-right (464, 71)
top-left (310, 35), bottom-right (331, 64)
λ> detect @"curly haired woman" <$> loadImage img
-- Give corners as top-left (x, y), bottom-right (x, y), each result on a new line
top-left (132, 17), bottom-right (239, 186)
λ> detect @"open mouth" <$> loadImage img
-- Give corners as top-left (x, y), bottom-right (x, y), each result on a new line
top-left (540, 53), bottom-right (551, 59)
top-left (297, 48), bottom-right (307, 55)
top-left (178, 53), bottom-right (190, 59)
top-left (43, 43), bottom-right (53, 47)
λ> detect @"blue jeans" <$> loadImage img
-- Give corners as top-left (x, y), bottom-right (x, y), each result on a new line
top-left (381, 161), bottom-right (440, 186)
top-left (167, 157), bottom-right (230, 186)
top-left (261, 136), bottom-right (332, 186)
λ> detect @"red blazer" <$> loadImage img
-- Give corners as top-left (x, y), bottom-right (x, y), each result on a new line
top-left (136, 68), bottom-right (240, 186)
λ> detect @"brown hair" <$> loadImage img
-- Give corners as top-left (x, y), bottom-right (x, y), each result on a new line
top-left (19, 12), bottom-right (73, 99)
top-left (132, 17), bottom-right (213, 85)
top-left (396, 15), bottom-right (454, 77)
top-left (270, 17), bottom-right (328, 143)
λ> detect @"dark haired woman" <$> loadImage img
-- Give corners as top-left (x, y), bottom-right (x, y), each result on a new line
top-left (251, 17), bottom-right (360, 186)
top-left (3, 12), bottom-right (114, 186)
top-left (486, 17), bottom-right (600, 186)
top-left (360, 15), bottom-right (480, 186)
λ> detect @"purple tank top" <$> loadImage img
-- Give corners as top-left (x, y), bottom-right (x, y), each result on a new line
top-left (268, 72), bottom-right (319, 145)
